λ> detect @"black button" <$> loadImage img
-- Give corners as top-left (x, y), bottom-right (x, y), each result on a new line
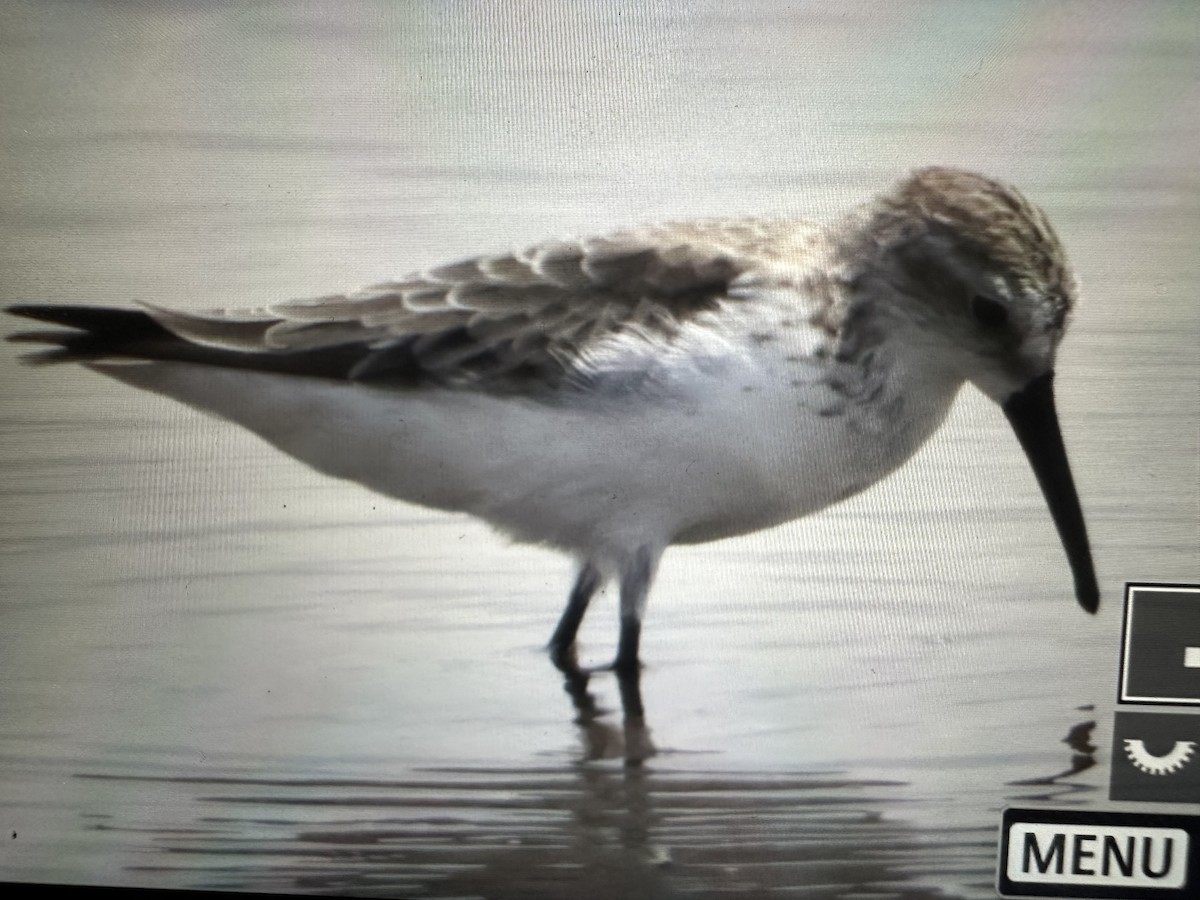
top-left (1120, 584), bottom-right (1200, 706)
top-left (1110, 710), bottom-right (1200, 804)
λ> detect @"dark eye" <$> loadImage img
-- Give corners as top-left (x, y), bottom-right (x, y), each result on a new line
top-left (971, 295), bottom-right (1008, 330)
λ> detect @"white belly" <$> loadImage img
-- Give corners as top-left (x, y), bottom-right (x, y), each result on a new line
top-left (92, 357), bottom-right (961, 566)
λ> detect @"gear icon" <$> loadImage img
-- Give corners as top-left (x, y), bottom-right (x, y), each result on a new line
top-left (1123, 738), bottom-right (1196, 776)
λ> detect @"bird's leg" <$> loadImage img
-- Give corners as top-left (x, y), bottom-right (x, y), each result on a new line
top-left (548, 561), bottom-right (601, 669)
top-left (615, 657), bottom-right (646, 721)
top-left (611, 545), bottom-right (656, 679)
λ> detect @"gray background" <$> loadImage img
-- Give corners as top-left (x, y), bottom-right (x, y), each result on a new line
top-left (2, 2), bottom-right (1198, 897)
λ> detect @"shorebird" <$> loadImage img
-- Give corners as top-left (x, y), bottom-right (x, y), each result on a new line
top-left (8, 167), bottom-right (1099, 675)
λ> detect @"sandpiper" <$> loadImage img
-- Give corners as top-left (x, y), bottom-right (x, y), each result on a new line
top-left (8, 167), bottom-right (1099, 675)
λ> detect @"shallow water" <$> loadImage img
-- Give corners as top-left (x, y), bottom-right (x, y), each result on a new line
top-left (2, 2), bottom-right (1198, 897)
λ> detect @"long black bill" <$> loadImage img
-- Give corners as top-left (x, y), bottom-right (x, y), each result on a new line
top-left (1002, 371), bottom-right (1099, 613)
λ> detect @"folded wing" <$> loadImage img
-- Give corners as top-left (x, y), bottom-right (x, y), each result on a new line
top-left (11, 222), bottom-right (828, 391)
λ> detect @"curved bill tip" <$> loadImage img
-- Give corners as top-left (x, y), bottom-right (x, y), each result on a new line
top-left (1002, 371), bottom-right (1099, 614)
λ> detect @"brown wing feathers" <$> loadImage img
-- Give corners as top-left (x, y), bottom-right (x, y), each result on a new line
top-left (7, 236), bottom-right (748, 387)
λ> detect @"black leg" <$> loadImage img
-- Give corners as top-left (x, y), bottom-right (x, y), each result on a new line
top-left (615, 657), bottom-right (645, 721)
top-left (548, 561), bottom-right (601, 666)
top-left (611, 545), bottom-right (655, 676)
top-left (612, 617), bottom-right (641, 677)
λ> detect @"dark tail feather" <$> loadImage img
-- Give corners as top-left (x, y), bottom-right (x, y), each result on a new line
top-left (6, 303), bottom-right (401, 381)
top-left (7, 304), bottom-right (176, 364)
top-left (8, 303), bottom-right (170, 334)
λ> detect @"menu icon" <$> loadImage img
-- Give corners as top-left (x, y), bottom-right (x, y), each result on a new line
top-left (999, 807), bottom-right (1197, 898)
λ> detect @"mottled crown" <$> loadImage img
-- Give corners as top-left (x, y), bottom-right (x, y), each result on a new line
top-left (866, 167), bottom-right (1077, 329)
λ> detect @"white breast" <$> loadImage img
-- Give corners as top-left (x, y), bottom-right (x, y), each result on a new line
top-left (91, 306), bottom-right (962, 570)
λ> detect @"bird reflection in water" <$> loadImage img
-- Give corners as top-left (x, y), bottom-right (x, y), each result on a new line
top-left (552, 653), bottom-right (656, 766)
top-left (1007, 708), bottom-right (1098, 804)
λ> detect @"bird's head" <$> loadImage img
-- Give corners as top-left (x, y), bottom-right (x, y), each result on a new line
top-left (860, 167), bottom-right (1074, 400)
top-left (851, 167), bottom-right (1098, 612)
